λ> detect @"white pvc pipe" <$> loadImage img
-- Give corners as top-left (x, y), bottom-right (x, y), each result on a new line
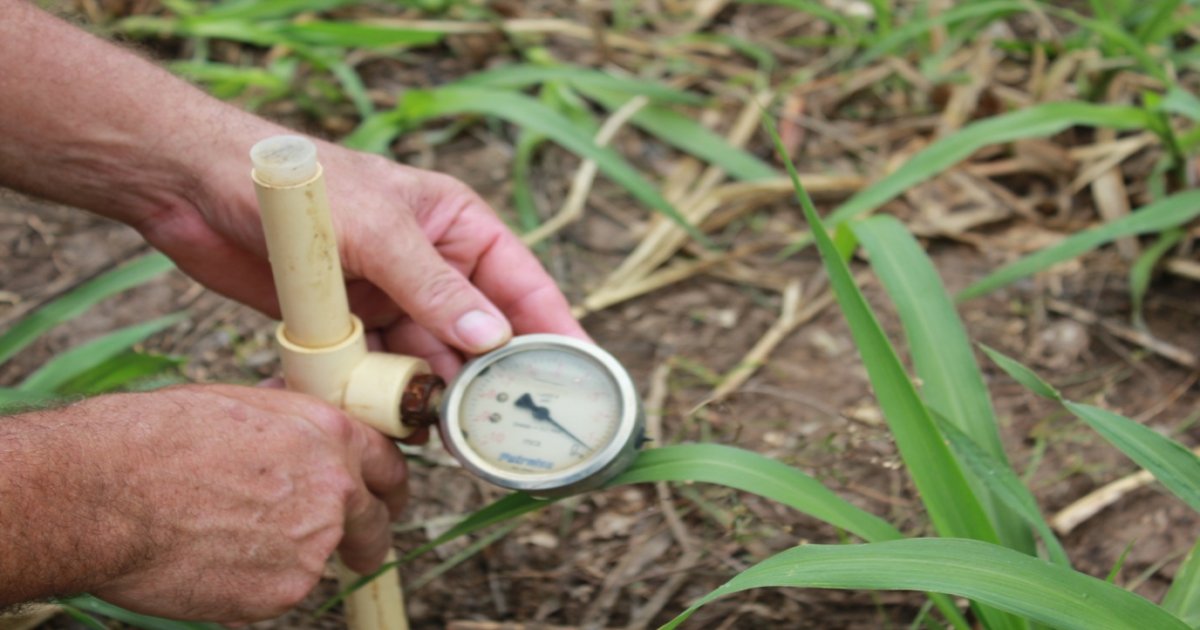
top-left (250, 135), bottom-right (319, 187)
top-left (251, 136), bottom-right (352, 348)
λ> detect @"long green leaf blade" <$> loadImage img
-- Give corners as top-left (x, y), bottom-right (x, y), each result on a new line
top-left (60, 596), bottom-right (220, 630)
top-left (457, 64), bottom-right (706, 105)
top-left (1163, 539), bottom-right (1200, 627)
top-left (1063, 401), bottom-right (1200, 514)
top-left (781, 103), bottom-right (1155, 257)
top-left (960, 189), bottom-right (1200, 301)
top-left (19, 314), bottom-right (186, 393)
top-left (390, 86), bottom-right (709, 245)
top-left (576, 85), bottom-right (779, 182)
top-left (610, 444), bottom-right (901, 542)
top-left (0, 253), bottom-right (175, 365)
top-left (985, 346), bottom-right (1200, 513)
top-left (662, 539), bottom-right (1190, 630)
top-left (767, 118), bottom-right (998, 543)
top-left (767, 117), bottom-right (1022, 630)
top-left (934, 415), bottom-right (1070, 566)
top-left (854, 215), bottom-right (1035, 554)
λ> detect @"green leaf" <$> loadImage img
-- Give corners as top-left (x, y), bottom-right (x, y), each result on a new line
top-left (18, 314), bottom-right (186, 394)
top-left (0, 253), bottom-right (175, 365)
top-left (1163, 538), bottom-right (1200, 627)
top-left (456, 64), bottom-right (707, 105)
top-left (766, 116), bottom-right (1021, 630)
top-left (986, 347), bottom-right (1200, 513)
top-left (576, 85), bottom-right (779, 182)
top-left (0, 387), bottom-right (59, 414)
top-left (1064, 401), bottom-right (1200, 514)
top-left (56, 351), bottom-right (186, 396)
top-left (194, 0), bottom-right (356, 22)
top-left (858, 1), bottom-right (1029, 64)
top-left (1044, 5), bottom-right (1167, 82)
top-left (980, 345), bottom-right (1062, 400)
top-left (60, 596), bottom-right (220, 630)
top-left (661, 539), bottom-right (1190, 630)
top-left (854, 215), bottom-right (1035, 554)
top-left (959, 189), bottom-right (1200, 300)
top-left (1130, 228), bottom-right (1185, 328)
top-left (609, 444), bottom-right (902, 542)
top-left (934, 414), bottom-right (1071, 567)
top-left (275, 21), bottom-right (445, 48)
top-left (767, 117), bottom-right (998, 543)
top-left (387, 86), bottom-right (709, 245)
top-left (774, 103), bottom-right (1157, 259)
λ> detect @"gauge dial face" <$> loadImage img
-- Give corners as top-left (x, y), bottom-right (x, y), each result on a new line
top-left (457, 347), bottom-right (622, 475)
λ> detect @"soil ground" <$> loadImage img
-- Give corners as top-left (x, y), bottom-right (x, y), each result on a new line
top-left (2, 1), bottom-right (1199, 628)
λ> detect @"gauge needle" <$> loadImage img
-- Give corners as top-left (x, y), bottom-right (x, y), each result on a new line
top-left (514, 393), bottom-right (592, 452)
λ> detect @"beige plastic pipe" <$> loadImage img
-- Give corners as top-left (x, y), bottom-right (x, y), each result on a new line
top-left (251, 135), bottom-right (427, 630)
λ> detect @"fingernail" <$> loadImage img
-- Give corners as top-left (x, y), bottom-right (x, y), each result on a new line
top-left (455, 310), bottom-right (510, 352)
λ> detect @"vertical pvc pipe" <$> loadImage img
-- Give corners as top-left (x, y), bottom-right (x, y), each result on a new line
top-left (251, 135), bottom-right (353, 348)
top-left (251, 135), bottom-right (409, 630)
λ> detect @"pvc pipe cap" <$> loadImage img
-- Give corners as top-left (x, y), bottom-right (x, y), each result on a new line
top-left (251, 135), bottom-right (319, 186)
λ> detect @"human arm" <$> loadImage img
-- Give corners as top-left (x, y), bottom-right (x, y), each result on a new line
top-left (0, 385), bottom-right (407, 623)
top-left (0, 0), bottom-right (587, 377)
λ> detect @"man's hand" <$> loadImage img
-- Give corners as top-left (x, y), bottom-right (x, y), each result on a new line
top-left (0, 385), bottom-right (406, 623)
top-left (0, 1), bottom-right (588, 380)
top-left (144, 143), bottom-right (589, 378)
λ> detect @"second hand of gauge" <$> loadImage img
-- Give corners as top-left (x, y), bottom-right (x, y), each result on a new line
top-left (514, 393), bottom-right (592, 452)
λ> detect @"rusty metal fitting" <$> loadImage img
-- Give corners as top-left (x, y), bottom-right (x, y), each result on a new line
top-left (400, 373), bottom-right (444, 428)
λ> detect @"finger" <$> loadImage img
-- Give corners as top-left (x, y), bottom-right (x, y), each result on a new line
top-left (346, 280), bottom-right (402, 329)
top-left (357, 208), bottom-right (512, 355)
top-left (383, 317), bottom-right (463, 380)
top-left (409, 186), bottom-right (588, 341)
top-left (352, 424), bottom-right (409, 519)
top-left (337, 489), bottom-right (392, 573)
top-left (469, 229), bottom-right (590, 339)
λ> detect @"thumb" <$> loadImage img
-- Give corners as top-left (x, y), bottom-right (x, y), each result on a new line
top-left (358, 215), bottom-right (512, 355)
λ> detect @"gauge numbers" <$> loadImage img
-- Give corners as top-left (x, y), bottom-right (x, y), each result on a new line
top-left (459, 347), bottom-right (620, 474)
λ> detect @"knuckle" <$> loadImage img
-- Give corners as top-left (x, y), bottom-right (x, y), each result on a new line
top-left (414, 268), bottom-right (467, 312)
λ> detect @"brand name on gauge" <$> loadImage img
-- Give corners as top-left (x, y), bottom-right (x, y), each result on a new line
top-left (499, 452), bottom-right (554, 469)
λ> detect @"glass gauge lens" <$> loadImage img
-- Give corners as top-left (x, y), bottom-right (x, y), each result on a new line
top-left (457, 348), bottom-right (621, 474)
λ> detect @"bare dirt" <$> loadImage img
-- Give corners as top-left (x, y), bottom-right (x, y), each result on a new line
top-left (3, 1), bottom-right (1199, 629)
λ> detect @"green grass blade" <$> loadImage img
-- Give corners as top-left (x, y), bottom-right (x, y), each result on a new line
top-left (853, 215), bottom-right (1035, 554)
top-left (661, 539), bottom-right (1190, 630)
top-left (1130, 228), bottom-right (1185, 328)
top-left (56, 352), bottom-right (186, 396)
top-left (274, 21), bottom-right (445, 48)
top-left (858, 0), bottom-right (1028, 64)
top-left (0, 253), bottom-right (175, 365)
top-left (610, 444), bottom-right (902, 542)
top-left (775, 103), bottom-right (1157, 260)
top-left (934, 414), bottom-right (1071, 566)
top-left (985, 346), bottom-right (1200, 513)
top-left (1163, 538), bottom-right (1200, 627)
top-left (1063, 401), bottom-right (1200, 514)
top-left (959, 189), bottom-right (1200, 301)
top-left (512, 128), bottom-right (546, 234)
top-left (980, 345), bottom-right (1062, 400)
top-left (456, 64), bottom-right (707, 105)
top-left (392, 86), bottom-right (709, 245)
top-left (18, 315), bottom-right (186, 394)
top-left (766, 116), bottom-right (1022, 630)
top-left (1043, 6), bottom-right (1167, 81)
top-left (0, 387), bottom-right (58, 414)
top-left (60, 596), bottom-right (220, 630)
top-left (767, 118), bottom-right (998, 543)
top-left (575, 85), bottom-right (779, 182)
top-left (194, 0), bottom-right (354, 22)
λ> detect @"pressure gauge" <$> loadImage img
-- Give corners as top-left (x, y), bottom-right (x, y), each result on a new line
top-left (440, 334), bottom-right (645, 497)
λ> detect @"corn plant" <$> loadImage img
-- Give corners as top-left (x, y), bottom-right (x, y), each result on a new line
top-left (356, 118), bottom-right (1200, 629)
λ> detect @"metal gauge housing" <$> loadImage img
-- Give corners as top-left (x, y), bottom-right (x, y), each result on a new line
top-left (440, 334), bottom-right (644, 497)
